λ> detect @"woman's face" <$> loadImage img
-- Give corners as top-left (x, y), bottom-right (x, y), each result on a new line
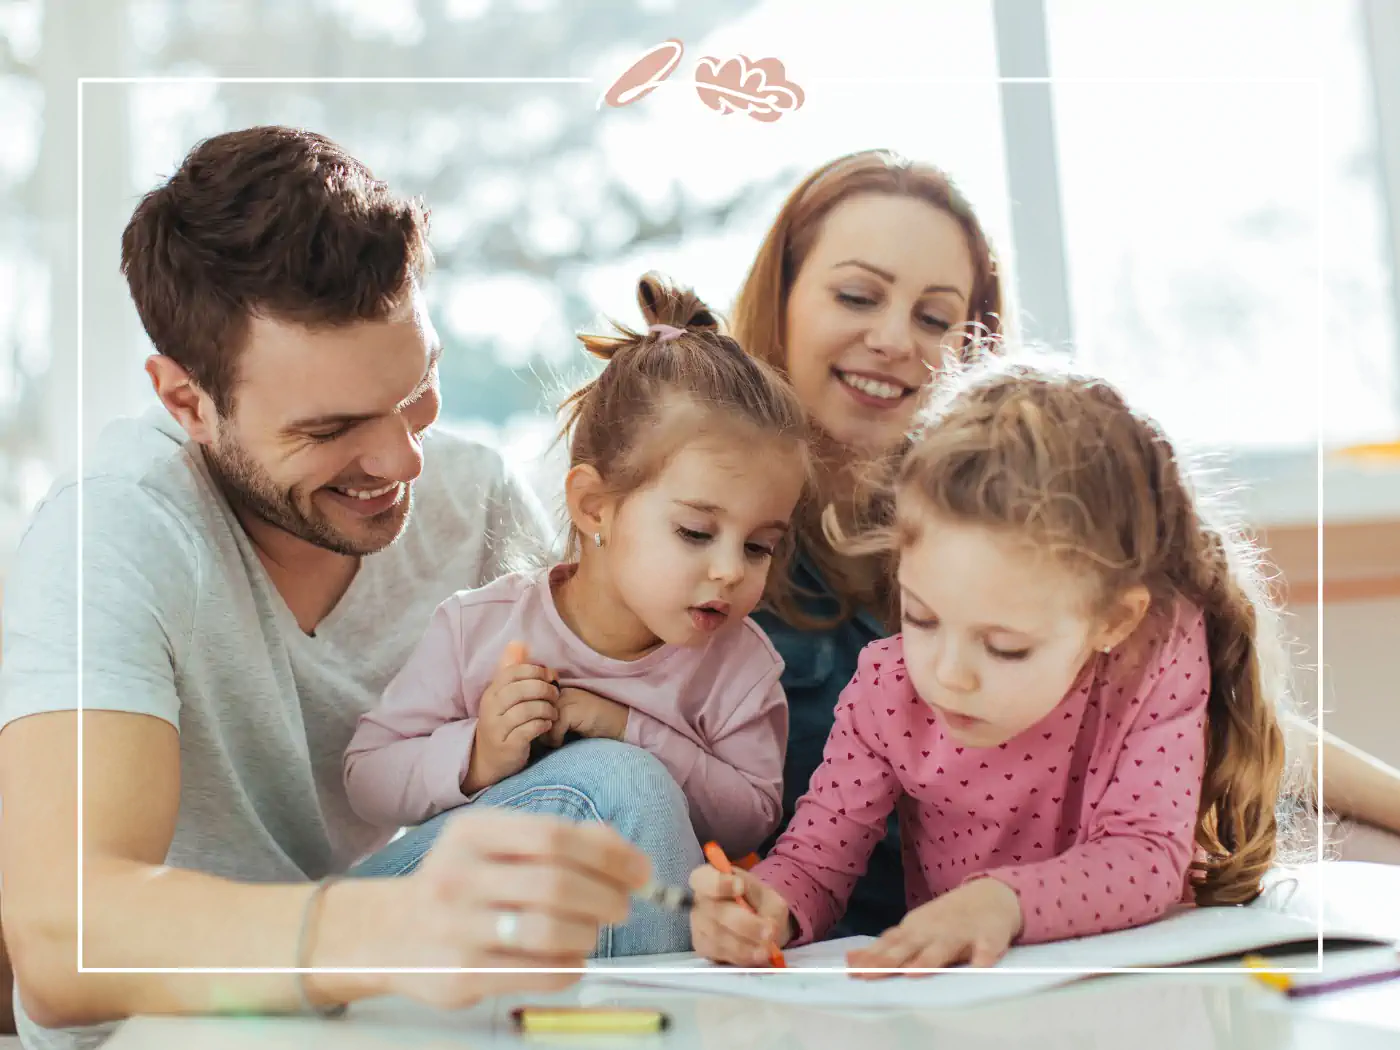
top-left (783, 193), bottom-right (976, 455)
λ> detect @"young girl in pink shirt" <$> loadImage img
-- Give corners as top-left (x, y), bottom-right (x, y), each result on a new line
top-left (344, 274), bottom-right (810, 955)
top-left (690, 356), bottom-right (1292, 970)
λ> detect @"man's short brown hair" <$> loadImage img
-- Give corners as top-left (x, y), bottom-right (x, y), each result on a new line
top-left (120, 125), bottom-right (432, 415)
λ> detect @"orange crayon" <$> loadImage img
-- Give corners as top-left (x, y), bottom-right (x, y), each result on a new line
top-left (704, 841), bottom-right (786, 968)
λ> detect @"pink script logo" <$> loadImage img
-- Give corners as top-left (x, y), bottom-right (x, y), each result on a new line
top-left (601, 39), bottom-right (804, 123)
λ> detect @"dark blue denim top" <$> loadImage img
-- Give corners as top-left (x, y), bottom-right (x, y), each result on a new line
top-left (751, 553), bottom-right (905, 938)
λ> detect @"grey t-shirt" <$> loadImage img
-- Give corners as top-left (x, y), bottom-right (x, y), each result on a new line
top-left (0, 408), bottom-right (551, 1049)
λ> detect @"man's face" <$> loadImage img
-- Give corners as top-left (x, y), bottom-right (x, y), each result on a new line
top-left (206, 288), bottom-right (442, 557)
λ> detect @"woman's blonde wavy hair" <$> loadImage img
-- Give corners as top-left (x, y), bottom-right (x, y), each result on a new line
top-left (829, 352), bottom-right (1299, 907)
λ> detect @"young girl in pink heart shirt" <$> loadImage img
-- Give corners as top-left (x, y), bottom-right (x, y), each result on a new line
top-left (689, 355), bottom-right (1295, 971)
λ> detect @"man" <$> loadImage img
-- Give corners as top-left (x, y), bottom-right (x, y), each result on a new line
top-left (0, 126), bottom-right (694, 1050)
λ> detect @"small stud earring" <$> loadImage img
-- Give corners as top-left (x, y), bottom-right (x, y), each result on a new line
top-left (593, 531), bottom-right (604, 548)
top-left (1100, 645), bottom-right (1112, 654)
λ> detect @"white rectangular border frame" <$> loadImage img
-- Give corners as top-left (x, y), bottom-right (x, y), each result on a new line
top-left (76, 72), bottom-right (1326, 978)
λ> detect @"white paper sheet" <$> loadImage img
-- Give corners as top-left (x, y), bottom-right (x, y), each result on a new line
top-left (586, 864), bottom-right (1397, 1010)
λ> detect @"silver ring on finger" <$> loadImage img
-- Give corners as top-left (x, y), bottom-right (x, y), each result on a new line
top-left (495, 910), bottom-right (521, 949)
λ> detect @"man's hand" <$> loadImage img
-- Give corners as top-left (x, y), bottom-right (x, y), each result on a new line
top-left (310, 810), bottom-right (651, 1010)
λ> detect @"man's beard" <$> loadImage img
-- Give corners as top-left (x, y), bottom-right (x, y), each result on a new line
top-left (204, 435), bottom-right (411, 557)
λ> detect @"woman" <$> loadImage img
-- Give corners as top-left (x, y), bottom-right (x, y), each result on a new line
top-left (733, 149), bottom-right (1400, 935)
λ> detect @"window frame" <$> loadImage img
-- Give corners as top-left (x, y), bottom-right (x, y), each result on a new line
top-left (991, 0), bottom-right (1400, 528)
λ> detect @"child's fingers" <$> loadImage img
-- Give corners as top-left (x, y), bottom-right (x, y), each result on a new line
top-left (688, 865), bottom-right (746, 902)
top-left (687, 867), bottom-right (787, 958)
top-left (690, 914), bottom-right (738, 964)
top-left (709, 898), bottom-right (776, 954)
top-left (482, 665), bottom-right (555, 715)
top-left (494, 663), bottom-right (557, 688)
top-left (499, 700), bottom-right (557, 734)
top-left (544, 710), bottom-right (577, 748)
top-left (745, 881), bottom-right (789, 927)
top-left (908, 935), bottom-right (971, 971)
top-left (845, 938), bottom-right (893, 967)
top-left (847, 946), bottom-right (891, 979)
top-left (847, 927), bottom-right (920, 975)
top-left (503, 717), bottom-right (555, 751)
top-left (696, 870), bottom-right (786, 934)
top-left (495, 677), bottom-right (560, 710)
top-left (967, 935), bottom-right (1007, 969)
top-left (688, 880), bottom-right (774, 942)
top-left (692, 909), bottom-right (772, 966)
top-left (499, 641), bottom-right (530, 669)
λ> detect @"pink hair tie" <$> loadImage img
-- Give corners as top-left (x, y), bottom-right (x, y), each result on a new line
top-left (648, 323), bottom-right (686, 342)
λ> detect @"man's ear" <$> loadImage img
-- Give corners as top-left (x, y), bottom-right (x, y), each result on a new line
top-left (146, 354), bottom-right (220, 446)
top-left (1091, 584), bottom-right (1152, 653)
top-left (564, 464), bottom-right (615, 544)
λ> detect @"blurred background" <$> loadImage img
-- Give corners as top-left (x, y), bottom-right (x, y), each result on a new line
top-left (0, 0), bottom-right (1398, 758)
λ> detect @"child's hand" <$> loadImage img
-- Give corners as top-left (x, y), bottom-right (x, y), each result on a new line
top-left (688, 865), bottom-right (793, 966)
top-left (845, 877), bottom-right (1023, 977)
top-left (544, 687), bottom-right (629, 746)
top-left (463, 642), bottom-right (558, 793)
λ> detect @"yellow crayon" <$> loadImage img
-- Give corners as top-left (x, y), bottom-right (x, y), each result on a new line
top-left (1242, 954), bottom-right (1292, 992)
top-left (511, 1007), bottom-right (670, 1034)
top-left (1334, 441), bottom-right (1400, 463)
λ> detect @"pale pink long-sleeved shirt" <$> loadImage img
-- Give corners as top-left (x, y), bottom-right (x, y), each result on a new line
top-left (343, 565), bottom-right (788, 856)
top-left (755, 605), bottom-right (1210, 945)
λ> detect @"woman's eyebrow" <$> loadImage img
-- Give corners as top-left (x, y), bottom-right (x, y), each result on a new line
top-left (833, 259), bottom-right (967, 300)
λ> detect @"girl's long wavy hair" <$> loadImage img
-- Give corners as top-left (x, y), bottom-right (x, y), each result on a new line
top-left (730, 149), bottom-right (1006, 629)
top-left (831, 354), bottom-right (1300, 907)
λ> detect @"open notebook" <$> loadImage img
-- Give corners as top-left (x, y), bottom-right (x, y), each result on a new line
top-left (586, 862), bottom-right (1399, 1009)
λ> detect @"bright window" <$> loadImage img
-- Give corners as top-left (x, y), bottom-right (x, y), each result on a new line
top-left (1044, 0), bottom-right (1398, 452)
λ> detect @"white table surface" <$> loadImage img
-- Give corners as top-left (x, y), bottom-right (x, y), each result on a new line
top-left (102, 957), bottom-right (1400, 1050)
top-left (104, 862), bottom-right (1400, 1050)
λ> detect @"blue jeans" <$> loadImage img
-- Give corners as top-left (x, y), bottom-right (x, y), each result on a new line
top-left (348, 738), bottom-right (703, 957)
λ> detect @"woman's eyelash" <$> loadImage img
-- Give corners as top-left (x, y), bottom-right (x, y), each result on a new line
top-left (837, 292), bottom-right (951, 332)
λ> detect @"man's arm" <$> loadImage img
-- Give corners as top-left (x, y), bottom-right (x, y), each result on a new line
top-left (0, 708), bottom-right (654, 1029)
top-left (0, 469), bottom-right (657, 1029)
top-left (0, 482), bottom-right (386, 1026)
top-left (0, 710), bottom-right (388, 1027)
top-left (1, 909), bottom-right (13, 1034)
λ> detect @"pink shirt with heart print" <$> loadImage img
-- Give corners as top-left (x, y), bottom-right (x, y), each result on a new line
top-left (753, 603), bottom-right (1210, 945)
